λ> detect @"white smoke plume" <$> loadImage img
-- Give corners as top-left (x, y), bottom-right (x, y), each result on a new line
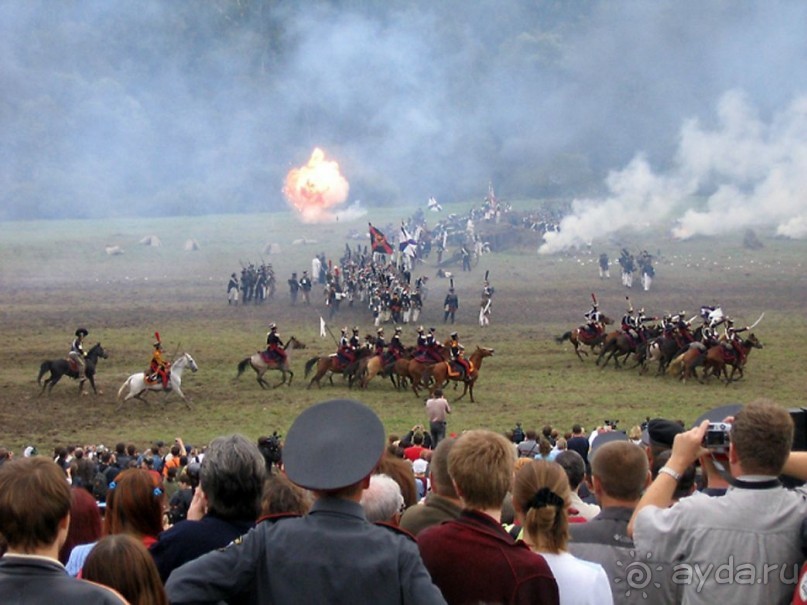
top-left (540, 90), bottom-right (807, 254)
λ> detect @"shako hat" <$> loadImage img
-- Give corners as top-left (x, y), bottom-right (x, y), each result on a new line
top-left (75, 328), bottom-right (88, 337)
top-left (283, 399), bottom-right (385, 490)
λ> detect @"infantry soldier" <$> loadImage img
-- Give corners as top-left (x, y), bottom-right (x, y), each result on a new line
top-left (227, 273), bottom-right (239, 305)
top-left (479, 280), bottom-right (493, 327)
top-left (598, 253), bottom-right (610, 279)
top-left (299, 271), bottom-right (312, 304)
top-left (68, 328), bottom-right (89, 381)
top-left (288, 272), bottom-right (300, 305)
top-left (443, 288), bottom-right (459, 324)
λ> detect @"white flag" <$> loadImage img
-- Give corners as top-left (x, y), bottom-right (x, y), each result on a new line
top-left (320, 317), bottom-right (327, 338)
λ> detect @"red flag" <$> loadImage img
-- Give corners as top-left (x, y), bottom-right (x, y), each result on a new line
top-left (368, 223), bottom-right (393, 254)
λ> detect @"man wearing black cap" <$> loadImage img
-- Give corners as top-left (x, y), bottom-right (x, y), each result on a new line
top-left (166, 399), bottom-right (446, 604)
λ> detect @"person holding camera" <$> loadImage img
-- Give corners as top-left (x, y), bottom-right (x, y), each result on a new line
top-left (627, 399), bottom-right (807, 604)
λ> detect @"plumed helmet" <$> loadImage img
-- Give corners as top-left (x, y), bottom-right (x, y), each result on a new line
top-left (377, 328), bottom-right (384, 334)
top-left (75, 328), bottom-right (88, 337)
top-left (417, 326), bottom-right (424, 333)
top-left (270, 323), bottom-right (277, 330)
top-left (352, 326), bottom-right (359, 334)
top-left (429, 327), bottom-right (436, 333)
top-left (450, 331), bottom-right (458, 338)
top-left (153, 331), bottom-right (162, 347)
top-left (394, 326), bottom-right (402, 333)
top-left (341, 327), bottom-right (347, 334)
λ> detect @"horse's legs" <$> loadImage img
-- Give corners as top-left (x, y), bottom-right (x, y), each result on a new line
top-left (173, 386), bottom-right (191, 409)
top-left (286, 369), bottom-right (294, 387)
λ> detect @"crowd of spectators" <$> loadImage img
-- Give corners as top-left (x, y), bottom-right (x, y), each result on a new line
top-left (3, 397), bottom-right (807, 604)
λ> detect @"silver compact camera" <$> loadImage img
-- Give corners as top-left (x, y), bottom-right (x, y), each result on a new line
top-left (703, 422), bottom-right (731, 450)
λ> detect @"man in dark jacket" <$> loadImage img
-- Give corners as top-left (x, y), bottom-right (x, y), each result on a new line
top-left (0, 457), bottom-right (125, 604)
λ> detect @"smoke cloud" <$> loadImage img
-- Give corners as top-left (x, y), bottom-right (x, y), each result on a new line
top-left (2, 1), bottom-right (807, 229)
top-left (540, 91), bottom-right (807, 252)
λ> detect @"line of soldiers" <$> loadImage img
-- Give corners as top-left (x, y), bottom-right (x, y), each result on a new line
top-left (227, 263), bottom-right (276, 305)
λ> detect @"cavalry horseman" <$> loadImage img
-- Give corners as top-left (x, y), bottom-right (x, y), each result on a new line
top-left (68, 328), bottom-right (89, 380)
top-left (621, 303), bottom-right (639, 342)
top-left (386, 326), bottom-right (405, 363)
top-left (448, 331), bottom-right (471, 379)
top-left (415, 326), bottom-right (429, 357)
top-left (149, 332), bottom-right (171, 388)
top-left (374, 328), bottom-right (386, 357)
top-left (722, 318), bottom-right (749, 364)
top-left (583, 294), bottom-right (602, 337)
top-left (424, 327), bottom-right (443, 363)
top-left (265, 323), bottom-right (286, 363)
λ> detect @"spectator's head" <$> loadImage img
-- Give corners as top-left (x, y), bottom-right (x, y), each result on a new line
top-left (641, 418), bottom-right (685, 462)
top-left (105, 469), bottom-right (164, 539)
top-left (555, 437), bottom-right (567, 451)
top-left (283, 399), bottom-right (385, 500)
top-left (260, 474), bottom-right (312, 516)
top-left (0, 457), bottom-right (71, 554)
top-left (412, 432), bottom-right (424, 446)
top-left (58, 487), bottom-right (103, 564)
top-left (571, 424), bottom-right (583, 435)
top-left (730, 399), bottom-right (793, 476)
top-left (525, 429), bottom-right (537, 441)
top-left (538, 438), bottom-right (552, 457)
top-left (200, 434), bottom-right (266, 521)
top-left (591, 441), bottom-right (649, 504)
top-left (361, 473), bottom-right (405, 524)
top-left (554, 450), bottom-right (586, 491)
top-left (377, 454), bottom-right (418, 508)
top-left (429, 437), bottom-right (458, 499)
top-left (448, 430), bottom-right (514, 511)
top-left (115, 442), bottom-right (126, 455)
top-left (513, 460), bottom-right (571, 554)
top-left (433, 388), bottom-right (443, 398)
top-left (83, 534), bottom-right (168, 605)
top-left (628, 425), bottom-right (642, 442)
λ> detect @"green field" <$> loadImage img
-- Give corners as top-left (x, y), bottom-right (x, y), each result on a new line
top-left (2, 204), bottom-right (806, 455)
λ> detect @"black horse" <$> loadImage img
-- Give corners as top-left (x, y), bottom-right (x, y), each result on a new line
top-left (37, 342), bottom-right (108, 396)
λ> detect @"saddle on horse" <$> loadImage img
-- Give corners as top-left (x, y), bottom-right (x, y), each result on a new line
top-left (145, 370), bottom-right (171, 387)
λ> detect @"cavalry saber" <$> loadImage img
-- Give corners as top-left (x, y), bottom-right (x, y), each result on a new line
top-left (748, 312), bottom-right (765, 330)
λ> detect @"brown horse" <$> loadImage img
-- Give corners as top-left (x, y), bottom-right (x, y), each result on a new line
top-left (235, 336), bottom-right (305, 389)
top-left (304, 347), bottom-right (373, 389)
top-left (408, 345), bottom-right (450, 397)
top-left (429, 346), bottom-right (495, 403)
top-left (703, 334), bottom-right (763, 383)
top-left (597, 326), bottom-right (661, 369)
top-left (556, 315), bottom-right (613, 361)
top-left (668, 343), bottom-right (708, 383)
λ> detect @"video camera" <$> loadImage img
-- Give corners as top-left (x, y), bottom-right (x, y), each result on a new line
top-left (604, 419), bottom-right (620, 430)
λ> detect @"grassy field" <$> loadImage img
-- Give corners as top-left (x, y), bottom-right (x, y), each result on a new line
top-left (2, 204), bottom-right (806, 454)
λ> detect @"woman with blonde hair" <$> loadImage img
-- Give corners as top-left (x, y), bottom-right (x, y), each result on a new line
top-left (513, 460), bottom-right (613, 605)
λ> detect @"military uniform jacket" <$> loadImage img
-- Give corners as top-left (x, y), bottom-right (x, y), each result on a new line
top-left (165, 496), bottom-right (446, 605)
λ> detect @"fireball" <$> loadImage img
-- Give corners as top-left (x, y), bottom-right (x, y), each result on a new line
top-left (282, 147), bottom-right (350, 223)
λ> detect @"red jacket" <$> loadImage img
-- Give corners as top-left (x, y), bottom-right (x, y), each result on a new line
top-left (418, 509), bottom-right (559, 605)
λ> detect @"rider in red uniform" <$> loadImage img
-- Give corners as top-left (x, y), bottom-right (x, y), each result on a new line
top-left (149, 332), bottom-right (171, 388)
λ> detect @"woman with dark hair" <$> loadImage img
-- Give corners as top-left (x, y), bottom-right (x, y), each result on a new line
top-left (83, 534), bottom-right (168, 605)
top-left (58, 487), bottom-right (103, 565)
top-left (66, 469), bottom-right (165, 576)
top-left (513, 460), bottom-right (612, 605)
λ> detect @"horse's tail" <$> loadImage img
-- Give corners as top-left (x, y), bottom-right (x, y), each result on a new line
top-left (116, 377), bottom-right (131, 402)
top-left (555, 331), bottom-right (572, 344)
top-left (667, 354), bottom-right (685, 376)
top-left (37, 361), bottom-right (51, 385)
top-left (236, 357), bottom-right (251, 379)
top-left (304, 356), bottom-right (320, 378)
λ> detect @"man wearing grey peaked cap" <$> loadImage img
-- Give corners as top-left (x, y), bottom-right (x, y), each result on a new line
top-left (166, 398), bottom-right (447, 605)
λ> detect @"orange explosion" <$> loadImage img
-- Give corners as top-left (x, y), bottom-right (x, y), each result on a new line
top-left (282, 147), bottom-right (350, 223)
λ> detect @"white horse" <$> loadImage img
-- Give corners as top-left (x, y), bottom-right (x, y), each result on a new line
top-left (116, 352), bottom-right (198, 409)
